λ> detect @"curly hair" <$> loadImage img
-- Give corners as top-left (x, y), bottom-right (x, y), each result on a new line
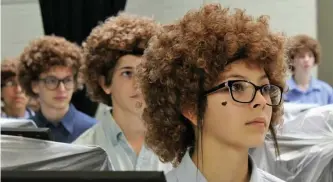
top-left (138, 4), bottom-right (287, 166)
top-left (82, 13), bottom-right (160, 105)
top-left (1, 57), bottom-right (19, 85)
top-left (286, 34), bottom-right (321, 70)
top-left (18, 35), bottom-right (83, 98)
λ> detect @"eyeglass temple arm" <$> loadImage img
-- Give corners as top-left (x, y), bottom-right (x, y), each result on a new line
top-left (203, 82), bottom-right (227, 96)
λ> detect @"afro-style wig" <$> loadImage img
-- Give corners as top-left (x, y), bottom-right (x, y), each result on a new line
top-left (82, 13), bottom-right (160, 105)
top-left (138, 4), bottom-right (288, 165)
top-left (1, 57), bottom-right (19, 86)
top-left (286, 34), bottom-right (321, 64)
top-left (18, 35), bottom-right (83, 98)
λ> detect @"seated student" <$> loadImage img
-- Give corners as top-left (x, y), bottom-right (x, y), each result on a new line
top-left (27, 97), bottom-right (40, 112)
top-left (73, 13), bottom-right (172, 172)
top-left (137, 4), bottom-right (286, 182)
top-left (17, 36), bottom-right (96, 143)
top-left (1, 57), bottom-right (34, 119)
top-left (285, 34), bottom-right (333, 105)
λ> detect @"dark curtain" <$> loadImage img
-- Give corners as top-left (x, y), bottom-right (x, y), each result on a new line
top-left (39, 0), bottom-right (127, 117)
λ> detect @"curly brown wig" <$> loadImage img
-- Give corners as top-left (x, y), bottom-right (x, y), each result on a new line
top-left (286, 34), bottom-right (321, 70)
top-left (17, 35), bottom-right (83, 98)
top-left (82, 13), bottom-right (160, 105)
top-left (138, 4), bottom-right (288, 166)
top-left (1, 57), bottom-right (19, 86)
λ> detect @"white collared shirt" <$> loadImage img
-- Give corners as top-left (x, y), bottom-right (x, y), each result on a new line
top-left (73, 109), bottom-right (172, 172)
top-left (166, 151), bottom-right (285, 182)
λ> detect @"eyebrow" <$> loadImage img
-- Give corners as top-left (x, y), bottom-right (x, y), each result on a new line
top-left (225, 74), bottom-right (268, 81)
top-left (118, 66), bottom-right (134, 70)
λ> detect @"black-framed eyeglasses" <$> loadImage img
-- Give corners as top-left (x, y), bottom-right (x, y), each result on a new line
top-left (204, 80), bottom-right (283, 106)
top-left (39, 76), bottom-right (75, 91)
top-left (1, 80), bottom-right (19, 88)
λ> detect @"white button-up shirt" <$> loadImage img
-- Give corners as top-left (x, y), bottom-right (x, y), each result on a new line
top-left (166, 151), bottom-right (285, 182)
top-left (73, 110), bottom-right (172, 172)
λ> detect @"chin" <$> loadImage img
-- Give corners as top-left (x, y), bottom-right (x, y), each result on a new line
top-left (245, 135), bottom-right (266, 148)
top-left (14, 104), bottom-right (26, 109)
top-left (51, 102), bottom-right (70, 110)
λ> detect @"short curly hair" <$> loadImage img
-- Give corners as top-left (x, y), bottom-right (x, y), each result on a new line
top-left (286, 34), bottom-right (321, 70)
top-left (18, 35), bottom-right (83, 98)
top-left (1, 57), bottom-right (19, 86)
top-left (82, 13), bottom-right (160, 105)
top-left (138, 4), bottom-right (287, 165)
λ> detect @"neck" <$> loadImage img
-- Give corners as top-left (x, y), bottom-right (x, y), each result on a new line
top-left (112, 105), bottom-right (145, 154)
top-left (293, 69), bottom-right (311, 86)
top-left (3, 106), bottom-right (26, 118)
top-left (192, 135), bottom-right (250, 182)
top-left (40, 103), bottom-right (70, 123)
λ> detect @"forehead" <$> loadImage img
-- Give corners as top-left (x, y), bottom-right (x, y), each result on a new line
top-left (295, 49), bottom-right (313, 57)
top-left (220, 59), bottom-right (265, 79)
top-left (40, 66), bottom-right (74, 77)
top-left (115, 55), bottom-right (143, 69)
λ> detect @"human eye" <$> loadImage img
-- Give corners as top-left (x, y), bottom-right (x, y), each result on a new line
top-left (263, 84), bottom-right (280, 95)
top-left (45, 77), bottom-right (58, 84)
top-left (230, 82), bottom-right (247, 92)
top-left (121, 71), bottom-right (133, 78)
top-left (63, 77), bottom-right (74, 83)
top-left (6, 80), bottom-right (15, 87)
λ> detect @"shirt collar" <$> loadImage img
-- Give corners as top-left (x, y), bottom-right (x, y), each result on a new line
top-left (100, 108), bottom-right (122, 146)
top-left (1, 109), bottom-right (34, 119)
top-left (288, 77), bottom-right (321, 92)
top-left (174, 150), bottom-right (262, 182)
top-left (309, 78), bottom-right (321, 91)
top-left (287, 77), bottom-right (298, 91)
top-left (35, 104), bottom-right (76, 134)
top-left (60, 104), bottom-right (76, 134)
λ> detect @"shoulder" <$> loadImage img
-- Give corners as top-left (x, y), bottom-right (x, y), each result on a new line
top-left (257, 168), bottom-right (285, 182)
top-left (74, 110), bottom-right (97, 127)
top-left (165, 169), bottom-right (179, 182)
top-left (72, 122), bottom-right (102, 145)
top-left (314, 79), bottom-right (333, 92)
top-left (29, 112), bottom-right (40, 124)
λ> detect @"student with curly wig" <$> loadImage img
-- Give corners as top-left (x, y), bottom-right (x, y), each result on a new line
top-left (285, 34), bottom-right (333, 105)
top-left (138, 4), bottom-right (287, 182)
top-left (1, 57), bottom-right (33, 118)
top-left (18, 36), bottom-right (96, 143)
top-left (73, 13), bottom-right (172, 172)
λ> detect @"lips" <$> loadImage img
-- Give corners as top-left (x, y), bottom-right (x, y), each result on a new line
top-left (54, 96), bottom-right (67, 100)
top-left (14, 97), bottom-right (25, 102)
top-left (246, 117), bottom-right (267, 127)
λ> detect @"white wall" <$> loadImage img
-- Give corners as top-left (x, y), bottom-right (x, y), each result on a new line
top-left (125, 0), bottom-right (203, 24)
top-left (204, 0), bottom-right (318, 77)
top-left (317, 0), bottom-right (333, 86)
top-left (1, 0), bottom-right (44, 60)
top-left (1, 0), bottom-right (318, 77)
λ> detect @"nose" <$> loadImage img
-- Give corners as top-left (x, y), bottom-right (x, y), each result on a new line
top-left (15, 85), bottom-right (23, 93)
top-left (58, 82), bottom-right (66, 91)
top-left (250, 90), bottom-right (267, 109)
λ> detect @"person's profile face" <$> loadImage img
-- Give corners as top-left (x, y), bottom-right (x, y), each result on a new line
top-left (105, 54), bottom-right (145, 115)
top-left (202, 60), bottom-right (273, 149)
top-left (293, 50), bottom-right (315, 72)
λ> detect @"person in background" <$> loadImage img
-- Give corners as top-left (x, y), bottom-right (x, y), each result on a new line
top-left (137, 4), bottom-right (286, 182)
top-left (27, 98), bottom-right (40, 112)
top-left (1, 57), bottom-right (34, 119)
top-left (17, 36), bottom-right (96, 143)
top-left (285, 34), bottom-right (333, 105)
top-left (73, 13), bottom-right (172, 172)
